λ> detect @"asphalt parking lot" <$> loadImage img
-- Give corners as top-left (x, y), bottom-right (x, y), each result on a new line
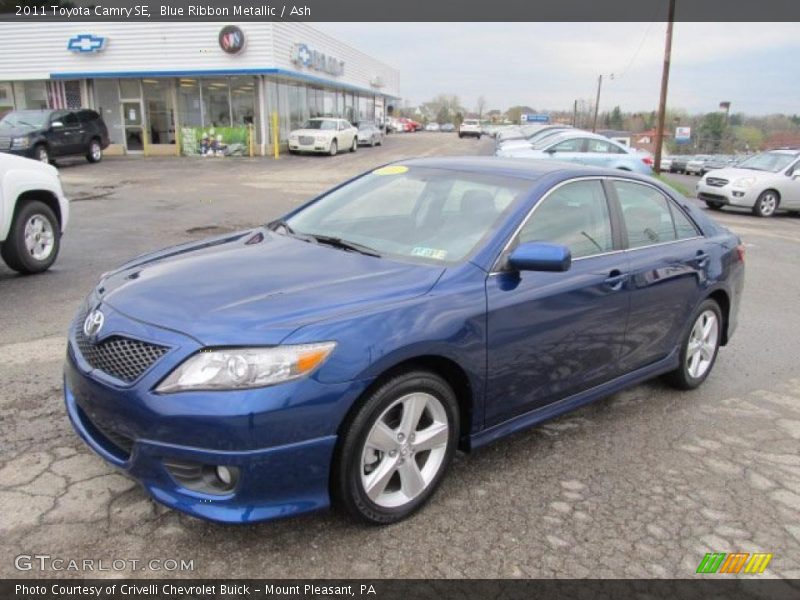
top-left (2, 133), bottom-right (800, 579)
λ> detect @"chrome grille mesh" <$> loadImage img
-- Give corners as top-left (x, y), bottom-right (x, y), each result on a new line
top-left (299, 135), bottom-right (314, 145)
top-left (74, 319), bottom-right (169, 383)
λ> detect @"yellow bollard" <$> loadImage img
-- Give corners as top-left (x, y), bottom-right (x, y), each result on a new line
top-left (272, 111), bottom-right (279, 159)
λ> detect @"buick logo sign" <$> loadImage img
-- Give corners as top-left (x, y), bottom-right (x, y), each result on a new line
top-left (83, 309), bottom-right (105, 338)
top-left (219, 25), bottom-right (245, 54)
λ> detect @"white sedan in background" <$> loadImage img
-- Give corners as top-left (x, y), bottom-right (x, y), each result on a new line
top-left (696, 149), bottom-right (800, 217)
top-left (288, 118), bottom-right (358, 156)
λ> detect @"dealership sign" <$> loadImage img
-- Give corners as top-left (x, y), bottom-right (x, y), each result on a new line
top-left (521, 113), bottom-right (550, 123)
top-left (291, 43), bottom-right (344, 77)
top-left (675, 126), bottom-right (691, 144)
top-left (67, 34), bottom-right (106, 53)
top-left (219, 25), bottom-right (245, 54)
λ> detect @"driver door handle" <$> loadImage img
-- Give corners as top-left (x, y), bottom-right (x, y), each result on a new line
top-left (604, 269), bottom-right (628, 291)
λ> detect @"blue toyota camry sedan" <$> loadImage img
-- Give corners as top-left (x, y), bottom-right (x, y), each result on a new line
top-left (64, 158), bottom-right (744, 525)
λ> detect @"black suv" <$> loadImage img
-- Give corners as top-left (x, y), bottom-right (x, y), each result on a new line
top-left (0, 108), bottom-right (110, 164)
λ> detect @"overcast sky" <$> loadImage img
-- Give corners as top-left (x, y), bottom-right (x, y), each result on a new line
top-left (314, 22), bottom-right (799, 116)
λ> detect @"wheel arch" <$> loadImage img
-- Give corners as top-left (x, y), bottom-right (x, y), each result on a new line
top-left (706, 288), bottom-right (731, 346)
top-left (757, 188), bottom-right (781, 204)
top-left (337, 354), bottom-right (476, 451)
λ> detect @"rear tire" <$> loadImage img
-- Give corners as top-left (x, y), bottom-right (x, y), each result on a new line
top-left (350, 137), bottom-right (357, 153)
top-left (86, 138), bottom-right (103, 163)
top-left (753, 190), bottom-right (779, 217)
top-left (664, 299), bottom-right (722, 390)
top-left (1, 200), bottom-right (61, 274)
top-left (331, 370), bottom-right (459, 525)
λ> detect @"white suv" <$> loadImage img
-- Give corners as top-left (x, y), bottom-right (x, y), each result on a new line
top-left (696, 150), bottom-right (800, 217)
top-left (0, 153), bottom-right (69, 273)
top-left (458, 119), bottom-right (482, 139)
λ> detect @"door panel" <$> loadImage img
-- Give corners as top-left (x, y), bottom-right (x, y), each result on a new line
top-left (486, 254), bottom-right (631, 425)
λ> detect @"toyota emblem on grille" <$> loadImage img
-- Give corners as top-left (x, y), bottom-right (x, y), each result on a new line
top-left (83, 309), bottom-right (105, 338)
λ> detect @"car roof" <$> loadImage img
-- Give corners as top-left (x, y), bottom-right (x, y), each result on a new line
top-left (396, 156), bottom-right (641, 182)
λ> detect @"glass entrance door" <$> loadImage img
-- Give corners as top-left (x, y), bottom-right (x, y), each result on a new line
top-left (122, 101), bottom-right (144, 152)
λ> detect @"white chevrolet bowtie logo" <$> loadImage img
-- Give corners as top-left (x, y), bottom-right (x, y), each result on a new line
top-left (83, 309), bottom-right (105, 337)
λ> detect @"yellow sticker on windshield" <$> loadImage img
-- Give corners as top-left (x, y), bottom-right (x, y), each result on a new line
top-left (372, 165), bottom-right (409, 176)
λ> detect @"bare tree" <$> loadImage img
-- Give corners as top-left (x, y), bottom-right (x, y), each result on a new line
top-left (476, 96), bottom-right (487, 119)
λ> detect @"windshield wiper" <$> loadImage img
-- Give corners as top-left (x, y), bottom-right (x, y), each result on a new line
top-left (308, 234), bottom-right (382, 257)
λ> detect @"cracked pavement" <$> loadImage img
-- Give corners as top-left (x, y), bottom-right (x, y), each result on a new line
top-left (1, 134), bottom-right (799, 579)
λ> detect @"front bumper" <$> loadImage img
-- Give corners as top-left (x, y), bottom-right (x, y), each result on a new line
top-left (62, 305), bottom-right (370, 523)
top-left (696, 182), bottom-right (758, 208)
top-left (288, 139), bottom-right (331, 153)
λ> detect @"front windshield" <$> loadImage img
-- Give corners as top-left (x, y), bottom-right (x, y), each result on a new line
top-left (0, 110), bottom-right (50, 130)
top-left (281, 166), bottom-right (531, 264)
top-left (302, 119), bottom-right (337, 130)
top-left (736, 152), bottom-right (797, 172)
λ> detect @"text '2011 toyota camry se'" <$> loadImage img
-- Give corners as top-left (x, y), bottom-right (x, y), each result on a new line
top-left (64, 157), bottom-right (744, 525)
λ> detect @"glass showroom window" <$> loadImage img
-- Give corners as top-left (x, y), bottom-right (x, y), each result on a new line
top-left (288, 83), bottom-right (307, 131)
top-left (230, 76), bottom-right (257, 127)
top-left (12, 81), bottom-right (47, 109)
top-left (202, 78), bottom-right (231, 127)
top-left (143, 78), bottom-right (175, 144)
top-left (177, 78), bottom-right (202, 127)
top-left (93, 79), bottom-right (124, 144)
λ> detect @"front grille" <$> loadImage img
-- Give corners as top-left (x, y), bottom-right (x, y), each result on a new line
top-left (299, 135), bottom-right (314, 145)
top-left (706, 177), bottom-right (729, 187)
top-left (74, 320), bottom-right (169, 383)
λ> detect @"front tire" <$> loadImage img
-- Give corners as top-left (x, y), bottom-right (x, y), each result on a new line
top-left (329, 140), bottom-right (338, 156)
top-left (705, 201), bottom-right (723, 211)
top-left (753, 190), bottom-right (779, 217)
top-left (332, 370), bottom-right (459, 525)
top-left (350, 137), bottom-right (357, 152)
top-left (86, 138), bottom-right (103, 163)
top-left (664, 299), bottom-right (722, 390)
top-left (33, 144), bottom-right (50, 164)
top-left (1, 200), bottom-right (60, 274)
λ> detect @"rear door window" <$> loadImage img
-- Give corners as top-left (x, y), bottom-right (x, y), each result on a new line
top-left (614, 181), bottom-right (698, 248)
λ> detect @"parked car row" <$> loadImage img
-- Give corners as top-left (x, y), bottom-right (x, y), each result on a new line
top-left (288, 118), bottom-right (385, 156)
top-left (665, 154), bottom-right (741, 175)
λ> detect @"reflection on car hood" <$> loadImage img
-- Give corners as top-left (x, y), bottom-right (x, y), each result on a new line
top-left (99, 229), bottom-right (445, 346)
top-left (702, 167), bottom-right (774, 180)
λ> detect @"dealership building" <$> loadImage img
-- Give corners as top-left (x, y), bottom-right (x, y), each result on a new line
top-left (0, 22), bottom-right (400, 155)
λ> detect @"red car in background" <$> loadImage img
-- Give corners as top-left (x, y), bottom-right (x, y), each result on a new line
top-left (397, 117), bottom-right (422, 132)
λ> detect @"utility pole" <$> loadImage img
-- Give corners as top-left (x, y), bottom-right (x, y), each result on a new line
top-left (592, 74), bottom-right (602, 133)
top-left (653, 0), bottom-right (676, 175)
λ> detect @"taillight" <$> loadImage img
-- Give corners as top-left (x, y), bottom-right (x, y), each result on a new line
top-left (642, 156), bottom-right (654, 166)
top-left (736, 244), bottom-right (745, 263)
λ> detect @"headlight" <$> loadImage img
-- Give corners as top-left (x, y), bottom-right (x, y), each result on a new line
top-left (288, 134), bottom-right (298, 140)
top-left (11, 136), bottom-right (30, 149)
top-left (315, 136), bottom-right (327, 142)
top-left (733, 177), bottom-right (756, 188)
top-left (156, 342), bottom-right (336, 393)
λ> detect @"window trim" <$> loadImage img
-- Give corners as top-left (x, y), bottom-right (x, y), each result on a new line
top-left (605, 177), bottom-right (703, 250)
top-left (490, 176), bottom-right (620, 273)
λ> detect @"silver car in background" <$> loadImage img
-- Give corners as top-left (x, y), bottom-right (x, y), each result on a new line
top-left (496, 130), bottom-right (654, 175)
top-left (356, 121), bottom-right (384, 147)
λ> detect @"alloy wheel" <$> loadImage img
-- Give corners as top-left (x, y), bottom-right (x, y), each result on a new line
top-left (757, 192), bottom-right (778, 217)
top-left (24, 214), bottom-right (55, 261)
top-left (686, 310), bottom-right (719, 379)
top-left (360, 392), bottom-right (449, 508)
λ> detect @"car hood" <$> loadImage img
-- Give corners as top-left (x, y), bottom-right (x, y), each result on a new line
top-left (702, 167), bottom-right (773, 181)
top-left (0, 125), bottom-right (43, 137)
top-left (99, 229), bottom-right (445, 346)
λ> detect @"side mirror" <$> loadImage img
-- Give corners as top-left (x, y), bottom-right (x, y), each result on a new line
top-left (50, 121), bottom-right (64, 129)
top-left (508, 242), bottom-right (571, 272)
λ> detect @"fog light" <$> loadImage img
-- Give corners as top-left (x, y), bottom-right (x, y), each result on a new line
top-left (732, 191), bottom-right (744, 198)
top-left (216, 465), bottom-right (233, 487)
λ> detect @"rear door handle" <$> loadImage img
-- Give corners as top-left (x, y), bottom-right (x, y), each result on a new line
top-left (694, 251), bottom-right (710, 267)
top-left (604, 269), bottom-right (628, 291)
